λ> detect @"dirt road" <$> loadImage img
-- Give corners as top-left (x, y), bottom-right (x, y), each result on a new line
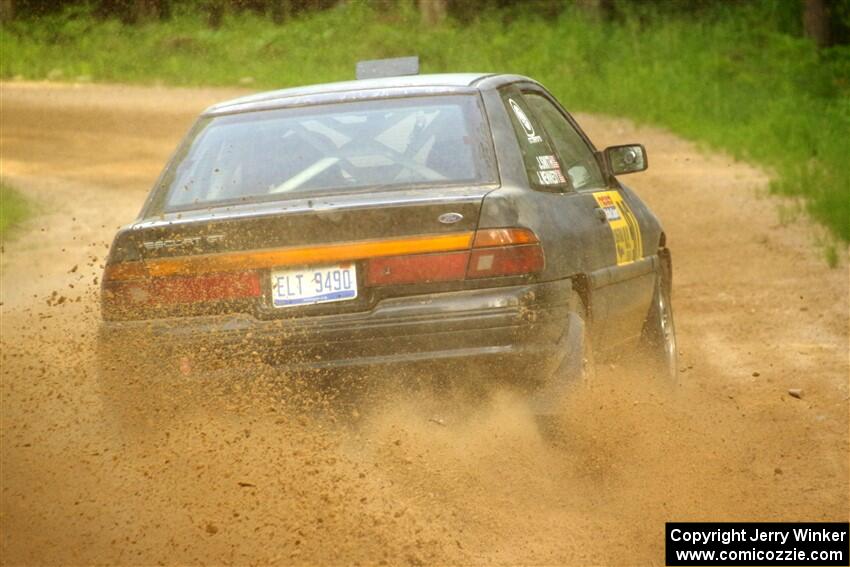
top-left (1, 82), bottom-right (847, 565)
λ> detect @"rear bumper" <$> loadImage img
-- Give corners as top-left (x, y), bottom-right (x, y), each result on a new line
top-left (98, 279), bottom-right (576, 375)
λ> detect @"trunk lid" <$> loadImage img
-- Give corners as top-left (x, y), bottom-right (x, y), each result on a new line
top-left (104, 186), bottom-right (493, 320)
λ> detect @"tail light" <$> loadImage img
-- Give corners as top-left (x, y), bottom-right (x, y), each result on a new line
top-left (366, 251), bottom-right (469, 286)
top-left (466, 245), bottom-right (544, 279)
top-left (365, 227), bottom-right (543, 286)
top-left (102, 264), bottom-right (261, 314)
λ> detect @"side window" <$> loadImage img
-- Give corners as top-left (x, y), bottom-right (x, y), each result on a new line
top-left (524, 93), bottom-right (607, 191)
top-left (500, 89), bottom-right (571, 191)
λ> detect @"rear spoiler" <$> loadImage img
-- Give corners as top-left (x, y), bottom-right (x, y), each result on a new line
top-left (356, 56), bottom-right (419, 80)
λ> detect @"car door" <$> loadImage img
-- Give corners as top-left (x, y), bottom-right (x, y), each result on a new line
top-left (517, 85), bottom-right (656, 349)
top-left (491, 84), bottom-right (614, 345)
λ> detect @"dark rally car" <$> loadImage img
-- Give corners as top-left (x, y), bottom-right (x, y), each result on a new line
top-left (99, 60), bottom-right (677, 417)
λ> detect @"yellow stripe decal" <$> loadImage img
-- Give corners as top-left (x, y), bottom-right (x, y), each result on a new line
top-left (141, 232), bottom-right (475, 278)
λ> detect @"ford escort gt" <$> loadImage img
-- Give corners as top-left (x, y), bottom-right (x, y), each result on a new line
top-left (98, 58), bottom-right (677, 421)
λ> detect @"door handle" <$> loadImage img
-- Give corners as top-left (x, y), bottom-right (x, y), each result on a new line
top-left (594, 207), bottom-right (608, 222)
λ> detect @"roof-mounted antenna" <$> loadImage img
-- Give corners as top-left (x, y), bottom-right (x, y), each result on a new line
top-left (356, 56), bottom-right (420, 80)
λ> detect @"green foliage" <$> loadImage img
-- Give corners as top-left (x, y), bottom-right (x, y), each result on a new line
top-left (2, 1), bottom-right (848, 240)
top-left (824, 242), bottom-right (840, 268)
top-left (0, 183), bottom-right (32, 240)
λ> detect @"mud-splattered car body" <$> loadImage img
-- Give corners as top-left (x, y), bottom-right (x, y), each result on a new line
top-left (99, 69), bottom-right (676, 412)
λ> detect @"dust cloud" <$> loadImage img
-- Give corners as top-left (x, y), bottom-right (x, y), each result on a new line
top-left (2, 282), bottom-right (844, 565)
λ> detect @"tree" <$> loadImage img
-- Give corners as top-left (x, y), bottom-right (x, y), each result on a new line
top-left (270, 0), bottom-right (292, 24)
top-left (418, 0), bottom-right (446, 26)
top-left (133, 0), bottom-right (160, 22)
top-left (0, 0), bottom-right (14, 22)
top-left (204, 0), bottom-right (225, 28)
top-left (803, 0), bottom-right (831, 47)
top-left (575, 0), bottom-right (613, 21)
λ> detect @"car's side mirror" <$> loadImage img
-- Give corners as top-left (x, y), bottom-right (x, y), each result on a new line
top-left (604, 144), bottom-right (648, 175)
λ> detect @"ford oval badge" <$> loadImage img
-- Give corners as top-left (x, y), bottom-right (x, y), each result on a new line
top-left (438, 212), bottom-right (463, 224)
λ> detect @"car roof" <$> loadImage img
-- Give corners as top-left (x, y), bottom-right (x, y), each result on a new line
top-left (204, 73), bottom-right (529, 116)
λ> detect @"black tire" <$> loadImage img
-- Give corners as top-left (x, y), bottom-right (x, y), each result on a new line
top-left (534, 300), bottom-right (595, 442)
top-left (641, 252), bottom-right (678, 381)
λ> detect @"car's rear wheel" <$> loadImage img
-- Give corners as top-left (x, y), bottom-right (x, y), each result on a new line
top-left (641, 253), bottom-right (678, 381)
top-left (533, 298), bottom-right (595, 441)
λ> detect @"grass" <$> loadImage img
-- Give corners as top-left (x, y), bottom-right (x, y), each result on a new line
top-left (1, 2), bottom-right (848, 241)
top-left (824, 243), bottom-right (840, 268)
top-left (0, 183), bottom-right (31, 240)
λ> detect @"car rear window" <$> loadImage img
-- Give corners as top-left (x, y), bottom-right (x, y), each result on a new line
top-left (151, 95), bottom-right (497, 212)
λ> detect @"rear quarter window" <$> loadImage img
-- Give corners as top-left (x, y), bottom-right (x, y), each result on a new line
top-left (523, 92), bottom-right (607, 192)
top-left (499, 87), bottom-right (571, 192)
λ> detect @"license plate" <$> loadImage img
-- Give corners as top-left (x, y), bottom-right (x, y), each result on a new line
top-left (270, 263), bottom-right (357, 308)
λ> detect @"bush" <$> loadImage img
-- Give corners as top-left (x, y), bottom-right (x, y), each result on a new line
top-left (0, 183), bottom-right (31, 239)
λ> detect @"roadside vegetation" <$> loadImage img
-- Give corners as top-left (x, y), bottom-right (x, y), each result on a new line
top-left (0, 182), bottom-right (31, 240)
top-left (1, 1), bottom-right (848, 241)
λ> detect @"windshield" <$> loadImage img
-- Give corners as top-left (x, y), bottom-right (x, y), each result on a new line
top-left (152, 94), bottom-right (497, 212)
